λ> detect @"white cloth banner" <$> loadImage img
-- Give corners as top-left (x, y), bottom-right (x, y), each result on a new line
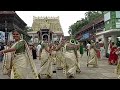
top-left (0, 31), bottom-right (5, 42)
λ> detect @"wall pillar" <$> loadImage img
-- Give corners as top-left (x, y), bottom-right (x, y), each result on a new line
top-left (33, 34), bottom-right (35, 43)
top-left (111, 35), bottom-right (117, 44)
top-left (48, 30), bottom-right (50, 43)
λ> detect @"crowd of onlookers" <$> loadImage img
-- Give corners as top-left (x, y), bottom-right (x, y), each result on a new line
top-left (82, 39), bottom-right (120, 66)
top-left (0, 41), bottom-right (42, 62)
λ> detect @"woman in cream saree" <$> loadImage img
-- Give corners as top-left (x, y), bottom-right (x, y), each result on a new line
top-left (63, 40), bottom-right (81, 78)
top-left (39, 43), bottom-right (53, 78)
top-left (54, 41), bottom-right (64, 70)
top-left (87, 44), bottom-right (98, 68)
top-left (2, 43), bottom-right (12, 76)
top-left (10, 40), bottom-right (38, 79)
top-left (114, 47), bottom-right (120, 79)
top-left (0, 30), bottom-right (39, 79)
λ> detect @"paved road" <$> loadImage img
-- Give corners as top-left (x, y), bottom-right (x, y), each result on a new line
top-left (0, 52), bottom-right (119, 79)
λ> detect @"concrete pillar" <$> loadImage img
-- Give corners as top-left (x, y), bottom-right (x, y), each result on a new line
top-left (52, 34), bottom-right (54, 42)
top-left (111, 35), bottom-right (117, 44)
top-left (9, 32), bottom-right (13, 41)
top-left (48, 31), bottom-right (50, 42)
top-left (31, 35), bottom-right (33, 43)
top-left (104, 35), bottom-right (108, 54)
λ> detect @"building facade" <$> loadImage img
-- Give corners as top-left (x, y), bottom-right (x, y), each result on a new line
top-left (75, 16), bottom-right (104, 46)
top-left (104, 11), bottom-right (120, 30)
top-left (96, 11), bottom-right (120, 55)
top-left (0, 11), bottom-right (30, 43)
top-left (29, 16), bottom-right (64, 44)
top-left (27, 31), bottom-right (38, 44)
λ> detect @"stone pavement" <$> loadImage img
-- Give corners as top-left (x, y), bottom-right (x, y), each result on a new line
top-left (0, 51), bottom-right (119, 79)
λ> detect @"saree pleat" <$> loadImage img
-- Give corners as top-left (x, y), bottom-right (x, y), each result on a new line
top-left (2, 51), bottom-right (11, 75)
top-left (39, 49), bottom-right (53, 77)
top-left (63, 50), bottom-right (80, 77)
top-left (56, 50), bottom-right (64, 69)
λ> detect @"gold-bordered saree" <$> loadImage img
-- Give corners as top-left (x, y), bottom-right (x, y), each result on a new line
top-left (63, 43), bottom-right (81, 77)
top-left (87, 48), bottom-right (98, 67)
top-left (8, 40), bottom-right (38, 79)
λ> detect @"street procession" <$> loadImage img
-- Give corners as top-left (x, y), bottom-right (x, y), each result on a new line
top-left (0, 11), bottom-right (120, 79)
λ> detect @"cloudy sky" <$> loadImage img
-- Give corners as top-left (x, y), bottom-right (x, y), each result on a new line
top-left (16, 11), bottom-right (87, 36)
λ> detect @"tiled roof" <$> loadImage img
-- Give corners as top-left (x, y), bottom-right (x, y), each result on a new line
top-left (0, 11), bottom-right (15, 14)
top-left (0, 11), bottom-right (27, 26)
top-left (76, 16), bottom-right (104, 35)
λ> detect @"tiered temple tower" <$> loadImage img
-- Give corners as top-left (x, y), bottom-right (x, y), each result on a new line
top-left (31, 16), bottom-right (64, 43)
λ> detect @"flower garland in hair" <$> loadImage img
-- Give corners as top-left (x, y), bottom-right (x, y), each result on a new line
top-left (70, 39), bottom-right (75, 45)
top-left (70, 37), bottom-right (79, 58)
top-left (75, 40), bottom-right (79, 45)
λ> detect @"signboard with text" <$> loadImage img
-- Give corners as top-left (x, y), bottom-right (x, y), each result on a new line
top-left (0, 31), bottom-right (5, 42)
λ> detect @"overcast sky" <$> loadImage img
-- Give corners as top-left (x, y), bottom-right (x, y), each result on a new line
top-left (16, 11), bottom-right (87, 36)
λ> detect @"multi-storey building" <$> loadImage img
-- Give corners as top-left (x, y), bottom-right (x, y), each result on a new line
top-left (75, 16), bottom-right (104, 46)
top-left (96, 11), bottom-right (120, 54)
top-left (0, 11), bottom-right (30, 43)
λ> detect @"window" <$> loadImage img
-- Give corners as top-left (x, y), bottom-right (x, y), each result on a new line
top-left (104, 12), bottom-right (110, 22)
top-left (116, 22), bottom-right (120, 28)
top-left (117, 19), bottom-right (120, 22)
top-left (116, 11), bottom-right (120, 18)
top-left (116, 19), bottom-right (120, 28)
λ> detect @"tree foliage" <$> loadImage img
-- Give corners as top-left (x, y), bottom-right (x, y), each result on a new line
top-left (22, 26), bottom-right (32, 42)
top-left (68, 11), bottom-right (103, 35)
top-left (25, 26), bottom-right (33, 32)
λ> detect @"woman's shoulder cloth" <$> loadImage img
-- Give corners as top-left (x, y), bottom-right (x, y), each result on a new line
top-left (19, 40), bottom-right (25, 43)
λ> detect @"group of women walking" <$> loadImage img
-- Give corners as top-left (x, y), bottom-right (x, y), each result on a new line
top-left (0, 30), bottom-right (99, 79)
top-left (38, 38), bottom-right (82, 78)
top-left (1, 30), bottom-right (120, 79)
top-left (0, 30), bottom-right (81, 79)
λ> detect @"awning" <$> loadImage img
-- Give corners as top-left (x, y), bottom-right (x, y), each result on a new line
top-left (96, 29), bottom-right (120, 37)
top-left (27, 31), bottom-right (38, 34)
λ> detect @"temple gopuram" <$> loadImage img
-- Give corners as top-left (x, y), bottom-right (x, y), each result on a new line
top-left (28, 16), bottom-right (64, 43)
top-left (0, 11), bottom-right (31, 43)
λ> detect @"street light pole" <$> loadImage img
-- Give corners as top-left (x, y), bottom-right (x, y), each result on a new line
top-left (93, 23), bottom-right (96, 41)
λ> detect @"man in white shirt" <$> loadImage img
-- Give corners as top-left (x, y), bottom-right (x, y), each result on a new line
top-left (99, 39), bottom-right (105, 59)
top-left (36, 42), bottom-right (42, 60)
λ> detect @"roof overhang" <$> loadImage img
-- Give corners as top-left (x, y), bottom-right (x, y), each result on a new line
top-left (27, 31), bottom-right (38, 34)
top-left (96, 29), bottom-right (120, 37)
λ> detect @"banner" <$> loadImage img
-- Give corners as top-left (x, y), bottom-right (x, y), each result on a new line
top-left (0, 31), bottom-right (5, 42)
top-left (80, 33), bottom-right (90, 40)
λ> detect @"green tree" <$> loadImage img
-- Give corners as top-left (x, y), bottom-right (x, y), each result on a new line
top-left (25, 26), bottom-right (33, 32)
top-left (85, 11), bottom-right (103, 22)
top-left (22, 26), bottom-right (32, 42)
top-left (68, 11), bottom-right (103, 35)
